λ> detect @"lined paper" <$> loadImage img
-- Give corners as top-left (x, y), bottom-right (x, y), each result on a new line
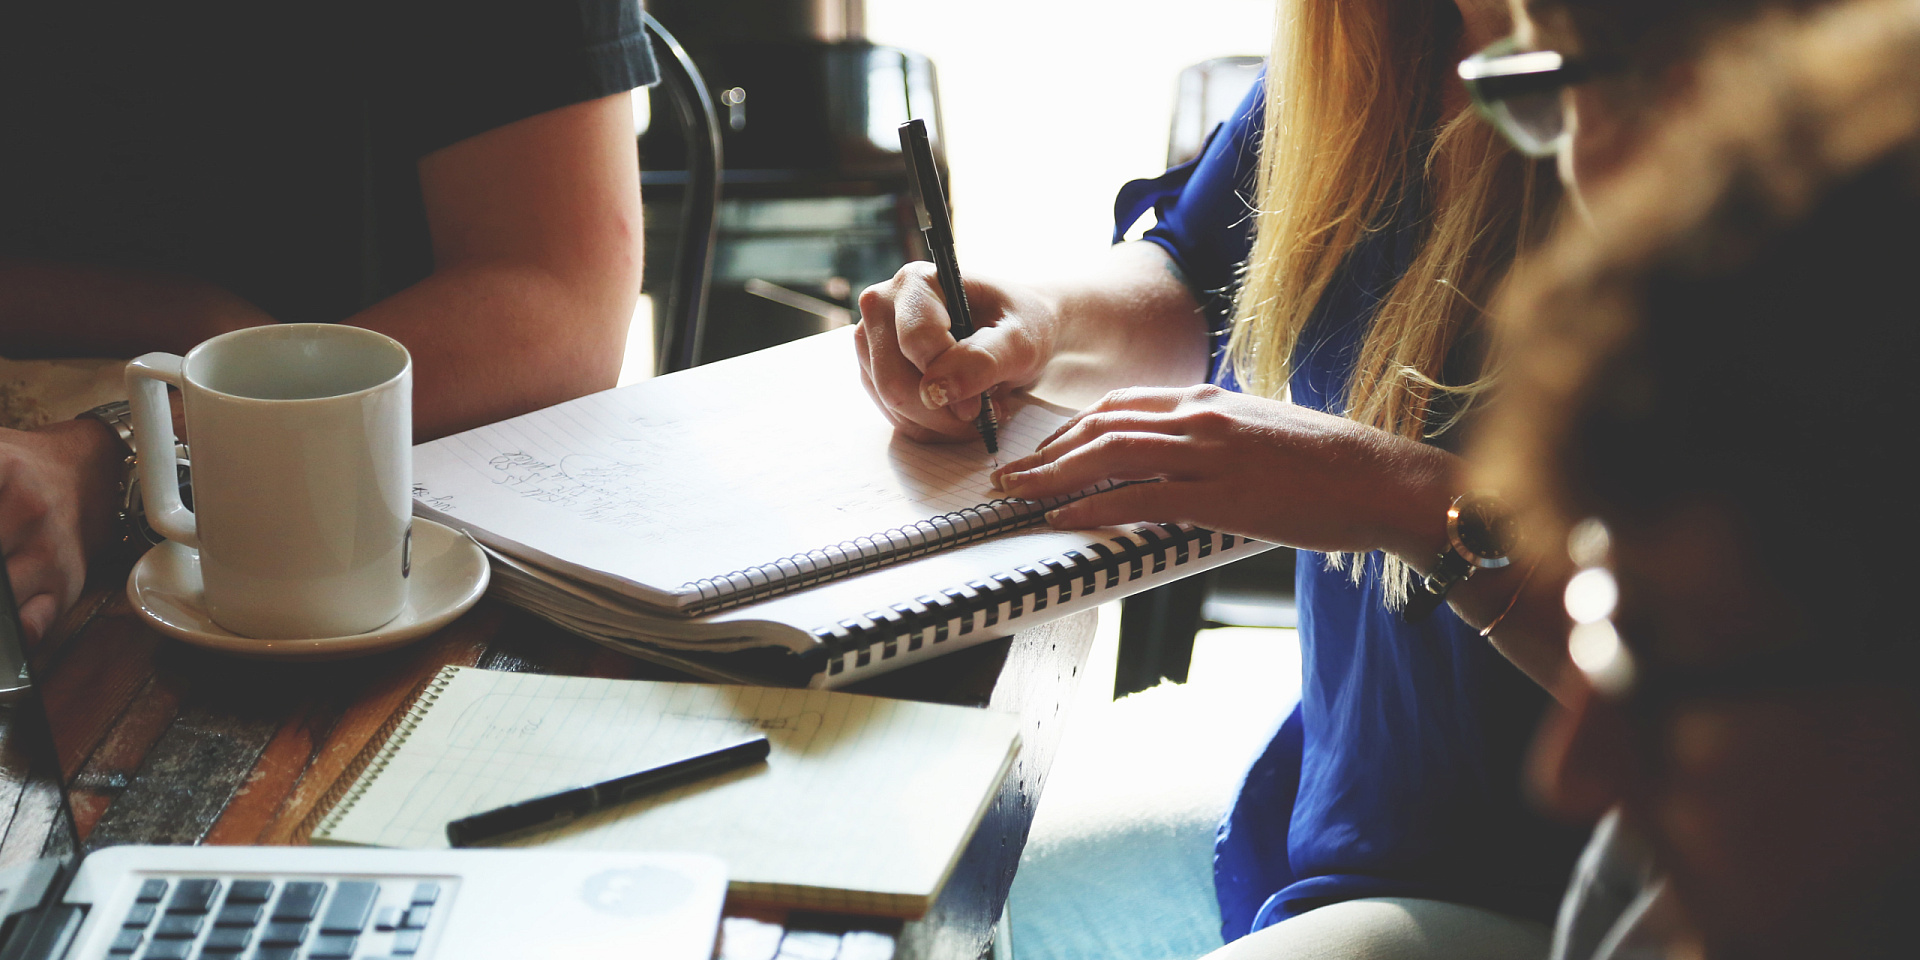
top-left (412, 328), bottom-right (1072, 608)
top-left (313, 668), bottom-right (1021, 915)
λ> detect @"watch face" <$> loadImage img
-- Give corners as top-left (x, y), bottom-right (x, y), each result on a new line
top-left (1454, 495), bottom-right (1518, 564)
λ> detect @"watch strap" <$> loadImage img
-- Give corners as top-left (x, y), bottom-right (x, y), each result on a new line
top-left (1403, 551), bottom-right (1474, 622)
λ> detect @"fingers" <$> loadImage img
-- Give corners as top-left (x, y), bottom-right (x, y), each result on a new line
top-left (0, 425), bottom-right (110, 644)
top-left (856, 343), bottom-right (969, 444)
top-left (1036, 387), bottom-right (1189, 448)
top-left (1043, 479), bottom-right (1195, 530)
top-left (889, 262), bottom-right (959, 369)
top-left (856, 266), bottom-right (981, 438)
top-left (917, 319), bottom-right (1043, 419)
top-left (4, 547), bottom-right (68, 644)
top-left (856, 276), bottom-right (937, 411)
top-left (997, 429), bottom-right (1190, 500)
top-left (14, 593), bottom-right (56, 644)
top-left (997, 399), bottom-right (1190, 481)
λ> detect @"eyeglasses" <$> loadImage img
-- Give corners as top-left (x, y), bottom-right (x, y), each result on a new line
top-left (1458, 37), bottom-right (1598, 158)
top-left (1564, 519), bottom-right (1915, 712)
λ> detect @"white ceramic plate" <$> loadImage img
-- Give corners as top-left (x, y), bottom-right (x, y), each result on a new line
top-left (127, 517), bottom-right (490, 660)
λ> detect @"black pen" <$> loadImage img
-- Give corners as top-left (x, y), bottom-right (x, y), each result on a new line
top-left (445, 734), bottom-right (771, 847)
top-left (898, 118), bottom-right (1001, 457)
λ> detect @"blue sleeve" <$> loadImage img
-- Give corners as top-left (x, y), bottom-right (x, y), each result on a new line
top-left (1111, 76), bottom-right (1264, 381)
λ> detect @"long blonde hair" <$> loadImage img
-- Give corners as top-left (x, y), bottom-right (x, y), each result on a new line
top-left (1224, 0), bottom-right (1554, 601)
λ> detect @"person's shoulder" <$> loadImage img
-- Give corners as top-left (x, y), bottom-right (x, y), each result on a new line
top-left (376, 0), bottom-right (657, 158)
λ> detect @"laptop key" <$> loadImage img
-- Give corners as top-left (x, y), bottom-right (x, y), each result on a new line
top-left (258, 922), bottom-right (309, 946)
top-left (400, 906), bottom-right (430, 929)
top-left (319, 880), bottom-right (379, 933)
top-left (139, 940), bottom-right (191, 960)
top-left (215, 903), bottom-right (264, 927)
top-left (392, 928), bottom-right (423, 954)
top-left (167, 879), bottom-right (220, 914)
top-left (123, 903), bottom-right (158, 927)
top-left (109, 928), bottom-right (143, 954)
top-left (224, 880), bottom-right (274, 904)
top-left (154, 914), bottom-right (204, 938)
top-left (137, 880), bottom-right (170, 904)
top-left (203, 925), bottom-right (254, 952)
top-left (307, 934), bottom-right (357, 959)
top-left (270, 882), bottom-right (326, 922)
top-left (409, 882), bottom-right (439, 906)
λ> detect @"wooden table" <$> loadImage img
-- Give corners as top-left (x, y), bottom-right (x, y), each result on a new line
top-left (7, 566), bottom-right (1098, 960)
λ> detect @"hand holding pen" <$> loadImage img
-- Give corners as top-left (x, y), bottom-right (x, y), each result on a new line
top-left (896, 119), bottom-right (1001, 458)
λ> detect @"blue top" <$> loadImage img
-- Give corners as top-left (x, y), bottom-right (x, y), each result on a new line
top-left (1115, 81), bottom-right (1584, 939)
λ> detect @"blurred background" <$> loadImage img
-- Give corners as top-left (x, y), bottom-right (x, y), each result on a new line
top-left (621, 0), bottom-right (1271, 383)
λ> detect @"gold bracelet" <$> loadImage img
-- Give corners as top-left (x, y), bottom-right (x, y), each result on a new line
top-left (1478, 561), bottom-right (1538, 639)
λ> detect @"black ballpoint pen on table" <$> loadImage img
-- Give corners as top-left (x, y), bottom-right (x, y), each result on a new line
top-left (445, 734), bottom-right (771, 847)
top-left (898, 118), bottom-right (1001, 458)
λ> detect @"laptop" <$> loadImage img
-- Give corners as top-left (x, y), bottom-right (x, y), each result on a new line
top-left (0, 564), bottom-right (728, 960)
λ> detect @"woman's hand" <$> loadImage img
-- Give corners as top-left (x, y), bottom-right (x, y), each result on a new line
top-left (991, 385), bottom-right (1457, 559)
top-left (853, 263), bottom-right (1059, 442)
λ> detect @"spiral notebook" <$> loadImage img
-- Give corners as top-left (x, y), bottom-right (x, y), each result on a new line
top-left (310, 667), bottom-right (1021, 918)
top-left (412, 329), bottom-right (1272, 686)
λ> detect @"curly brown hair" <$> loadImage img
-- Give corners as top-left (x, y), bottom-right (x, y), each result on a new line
top-left (1480, 0), bottom-right (1920, 639)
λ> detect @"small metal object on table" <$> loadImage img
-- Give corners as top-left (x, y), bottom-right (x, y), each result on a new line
top-left (3, 564), bottom-right (1098, 960)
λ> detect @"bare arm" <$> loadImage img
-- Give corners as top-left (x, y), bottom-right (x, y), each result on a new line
top-left (854, 241), bottom-right (1209, 441)
top-left (1, 91), bottom-right (640, 440)
top-left (0, 259), bottom-right (273, 356)
top-left (1026, 242), bottom-right (1212, 406)
top-left (991, 385), bottom-right (1573, 695)
top-left (361, 91), bottom-right (641, 439)
top-left (1, 90), bottom-right (642, 640)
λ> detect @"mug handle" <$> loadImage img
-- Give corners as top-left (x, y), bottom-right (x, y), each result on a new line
top-left (125, 353), bottom-right (198, 548)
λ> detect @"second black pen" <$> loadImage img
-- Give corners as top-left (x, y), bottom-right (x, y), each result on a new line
top-left (445, 734), bottom-right (772, 847)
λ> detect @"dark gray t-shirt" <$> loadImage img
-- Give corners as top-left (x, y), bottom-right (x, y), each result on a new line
top-left (0, 0), bottom-right (658, 325)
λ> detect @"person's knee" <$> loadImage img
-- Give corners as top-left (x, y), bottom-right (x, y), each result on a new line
top-left (1204, 898), bottom-right (1549, 960)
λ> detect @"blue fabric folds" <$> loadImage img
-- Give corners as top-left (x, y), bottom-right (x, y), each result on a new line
top-left (1111, 76), bottom-right (1584, 942)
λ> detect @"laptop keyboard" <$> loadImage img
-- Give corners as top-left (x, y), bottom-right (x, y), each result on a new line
top-left (107, 876), bottom-right (443, 960)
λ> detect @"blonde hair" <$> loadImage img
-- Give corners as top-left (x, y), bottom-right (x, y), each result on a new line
top-left (1224, 0), bottom-right (1554, 602)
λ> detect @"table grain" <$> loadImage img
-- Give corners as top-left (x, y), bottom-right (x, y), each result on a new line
top-left (3, 563), bottom-right (1097, 960)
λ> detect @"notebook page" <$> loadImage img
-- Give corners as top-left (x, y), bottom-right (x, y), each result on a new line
top-left (317, 668), bottom-right (1020, 912)
top-left (412, 328), bottom-right (1071, 608)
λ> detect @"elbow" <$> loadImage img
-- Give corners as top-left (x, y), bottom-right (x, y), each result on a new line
top-left (549, 228), bottom-right (644, 395)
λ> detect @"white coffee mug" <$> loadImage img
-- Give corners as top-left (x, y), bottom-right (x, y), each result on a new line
top-left (127, 324), bottom-right (413, 639)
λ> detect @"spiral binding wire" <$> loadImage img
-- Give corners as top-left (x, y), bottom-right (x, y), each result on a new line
top-left (813, 524), bottom-right (1255, 677)
top-left (309, 665), bottom-right (460, 840)
top-left (682, 481), bottom-right (1125, 615)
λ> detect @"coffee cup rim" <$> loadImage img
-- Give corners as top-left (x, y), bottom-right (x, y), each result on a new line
top-left (184, 323), bottom-right (411, 404)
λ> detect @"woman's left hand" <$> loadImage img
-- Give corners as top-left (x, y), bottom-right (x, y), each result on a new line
top-left (991, 385), bottom-right (1456, 559)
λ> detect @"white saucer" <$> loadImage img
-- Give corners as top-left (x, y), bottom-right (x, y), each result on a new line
top-left (127, 517), bottom-right (490, 660)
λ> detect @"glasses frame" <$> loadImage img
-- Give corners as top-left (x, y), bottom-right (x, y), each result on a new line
top-left (1458, 37), bottom-right (1601, 158)
top-left (1567, 525), bottom-right (1917, 714)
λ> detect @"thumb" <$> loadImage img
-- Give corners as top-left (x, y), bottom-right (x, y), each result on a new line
top-left (919, 321), bottom-right (1044, 411)
top-left (16, 593), bottom-right (56, 645)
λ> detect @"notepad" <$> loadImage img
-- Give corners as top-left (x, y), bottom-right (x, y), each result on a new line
top-left (412, 328), bottom-right (1274, 686)
top-left (414, 331), bottom-right (1124, 614)
top-left (311, 667), bottom-right (1021, 917)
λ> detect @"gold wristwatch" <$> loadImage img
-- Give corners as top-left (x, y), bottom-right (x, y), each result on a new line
top-left (75, 400), bottom-right (191, 558)
top-left (1402, 493), bottom-right (1517, 622)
